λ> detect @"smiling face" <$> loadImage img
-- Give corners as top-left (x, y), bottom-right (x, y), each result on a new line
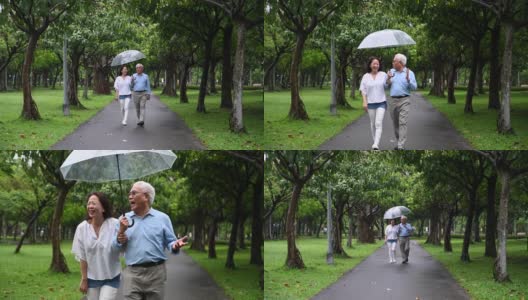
top-left (392, 57), bottom-right (403, 71)
top-left (370, 59), bottom-right (380, 73)
top-left (390, 219), bottom-right (395, 225)
top-left (129, 183), bottom-right (149, 214)
top-left (87, 195), bottom-right (104, 219)
top-left (136, 65), bottom-right (144, 75)
top-left (121, 66), bottom-right (128, 76)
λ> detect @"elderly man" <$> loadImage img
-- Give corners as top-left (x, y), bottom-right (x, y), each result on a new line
top-left (113, 181), bottom-right (187, 300)
top-left (131, 64), bottom-right (152, 127)
top-left (397, 215), bottom-right (414, 264)
top-left (386, 53), bottom-right (417, 150)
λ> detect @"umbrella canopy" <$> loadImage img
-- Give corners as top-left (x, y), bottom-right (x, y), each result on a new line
top-left (384, 206), bottom-right (412, 220)
top-left (357, 29), bottom-right (416, 49)
top-left (60, 150), bottom-right (176, 183)
top-left (110, 50), bottom-right (146, 67)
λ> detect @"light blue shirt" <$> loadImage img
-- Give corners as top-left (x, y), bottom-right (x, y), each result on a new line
top-left (131, 73), bottom-right (151, 94)
top-left (398, 223), bottom-right (414, 237)
top-left (112, 208), bottom-right (179, 266)
top-left (389, 67), bottom-right (417, 97)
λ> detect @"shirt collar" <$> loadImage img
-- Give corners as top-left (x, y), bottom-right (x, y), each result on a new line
top-left (130, 208), bottom-right (154, 218)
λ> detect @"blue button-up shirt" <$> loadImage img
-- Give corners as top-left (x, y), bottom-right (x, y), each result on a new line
top-left (131, 73), bottom-right (151, 94)
top-left (398, 223), bottom-right (414, 237)
top-left (389, 67), bottom-right (417, 97)
top-left (113, 208), bottom-right (179, 266)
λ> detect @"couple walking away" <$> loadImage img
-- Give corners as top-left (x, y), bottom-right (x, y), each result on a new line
top-left (72, 181), bottom-right (188, 300)
top-left (384, 216), bottom-right (414, 264)
top-left (113, 63), bottom-right (152, 127)
top-left (360, 53), bottom-right (418, 150)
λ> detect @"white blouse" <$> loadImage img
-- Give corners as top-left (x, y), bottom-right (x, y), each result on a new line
top-left (385, 224), bottom-right (399, 240)
top-left (114, 75), bottom-right (132, 96)
top-left (72, 218), bottom-right (121, 280)
top-left (360, 71), bottom-right (388, 104)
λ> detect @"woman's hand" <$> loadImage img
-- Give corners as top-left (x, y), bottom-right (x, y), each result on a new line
top-left (79, 278), bottom-right (88, 294)
top-left (362, 102), bottom-right (368, 113)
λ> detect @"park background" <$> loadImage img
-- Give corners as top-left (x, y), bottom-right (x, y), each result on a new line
top-left (264, 0), bottom-right (528, 149)
top-left (0, 0), bottom-right (264, 150)
top-left (264, 150), bottom-right (528, 300)
top-left (0, 150), bottom-right (264, 299)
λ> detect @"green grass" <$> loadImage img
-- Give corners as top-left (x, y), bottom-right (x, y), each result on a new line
top-left (185, 244), bottom-right (263, 300)
top-left (264, 237), bottom-right (383, 300)
top-left (0, 241), bottom-right (83, 299)
top-left (423, 89), bottom-right (528, 149)
top-left (0, 88), bottom-right (113, 149)
top-left (264, 88), bottom-right (364, 149)
top-left (418, 238), bottom-right (528, 300)
top-left (158, 89), bottom-right (263, 149)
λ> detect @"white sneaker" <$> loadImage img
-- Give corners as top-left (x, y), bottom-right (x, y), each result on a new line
top-left (122, 121), bottom-right (127, 126)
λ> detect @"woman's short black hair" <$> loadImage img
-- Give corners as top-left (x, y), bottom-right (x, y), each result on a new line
top-left (118, 65), bottom-right (128, 76)
top-left (86, 192), bottom-right (113, 220)
top-left (367, 57), bottom-right (382, 73)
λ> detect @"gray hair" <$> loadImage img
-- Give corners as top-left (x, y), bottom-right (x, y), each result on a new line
top-left (134, 181), bottom-right (155, 205)
top-left (401, 215), bottom-right (407, 220)
top-left (394, 53), bottom-right (407, 66)
top-left (135, 63), bottom-right (144, 69)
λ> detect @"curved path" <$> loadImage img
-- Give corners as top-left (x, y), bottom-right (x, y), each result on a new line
top-left (51, 95), bottom-right (205, 150)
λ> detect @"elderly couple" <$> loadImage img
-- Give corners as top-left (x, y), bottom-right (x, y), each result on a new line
top-left (384, 216), bottom-right (414, 264)
top-left (71, 181), bottom-right (187, 300)
top-left (359, 53), bottom-right (418, 150)
top-left (113, 64), bottom-right (152, 127)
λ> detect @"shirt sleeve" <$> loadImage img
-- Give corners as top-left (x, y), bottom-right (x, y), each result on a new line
top-left (111, 220), bottom-right (124, 249)
top-left (146, 75), bottom-right (152, 94)
top-left (409, 71), bottom-right (417, 91)
top-left (71, 223), bottom-right (86, 262)
top-left (163, 214), bottom-right (179, 254)
top-left (382, 73), bottom-right (389, 89)
top-left (359, 74), bottom-right (367, 96)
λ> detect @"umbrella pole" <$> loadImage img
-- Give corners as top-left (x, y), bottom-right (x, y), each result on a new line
top-left (116, 155), bottom-right (134, 227)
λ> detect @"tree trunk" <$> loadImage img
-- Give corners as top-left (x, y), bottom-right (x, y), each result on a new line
top-left (473, 209), bottom-right (482, 243)
top-left (162, 65), bottom-right (177, 97)
top-left (83, 66), bottom-right (89, 99)
top-left (426, 207), bottom-right (442, 245)
top-left (485, 172), bottom-right (498, 257)
top-left (229, 22), bottom-right (247, 133)
top-left (180, 64), bottom-right (189, 103)
top-left (21, 33), bottom-right (42, 120)
top-left (357, 209), bottom-right (375, 243)
top-left (331, 202), bottom-right (347, 256)
top-left (336, 48), bottom-right (351, 108)
top-left (208, 221), bottom-right (217, 259)
top-left (68, 52), bottom-right (85, 108)
top-left (93, 61), bottom-right (110, 94)
top-left (444, 208), bottom-right (455, 252)
top-left (488, 22), bottom-right (501, 109)
top-left (226, 194), bottom-right (243, 269)
top-left (477, 59), bottom-right (485, 95)
top-left (197, 36), bottom-right (213, 113)
top-left (461, 190), bottom-right (477, 262)
top-left (465, 40), bottom-right (481, 113)
top-left (49, 189), bottom-right (70, 273)
top-left (209, 58), bottom-right (217, 94)
top-left (15, 202), bottom-right (47, 254)
top-left (238, 217), bottom-right (246, 249)
top-left (346, 209), bottom-right (353, 248)
top-left (288, 33), bottom-right (309, 120)
top-left (447, 63), bottom-right (457, 104)
top-left (250, 172), bottom-right (264, 265)
top-left (494, 167), bottom-right (511, 282)
top-left (191, 216), bottom-right (206, 251)
top-left (497, 21), bottom-right (514, 134)
top-left (221, 22), bottom-right (233, 108)
top-left (429, 59), bottom-right (445, 97)
top-left (285, 183), bottom-right (305, 268)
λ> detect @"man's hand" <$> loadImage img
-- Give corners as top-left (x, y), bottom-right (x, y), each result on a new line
top-left (119, 216), bottom-right (129, 234)
top-left (173, 236), bottom-right (189, 251)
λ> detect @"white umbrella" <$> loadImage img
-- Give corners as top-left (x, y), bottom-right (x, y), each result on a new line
top-left (60, 150), bottom-right (177, 226)
top-left (357, 29), bottom-right (416, 49)
top-left (384, 206), bottom-right (412, 220)
top-left (111, 50), bottom-right (146, 67)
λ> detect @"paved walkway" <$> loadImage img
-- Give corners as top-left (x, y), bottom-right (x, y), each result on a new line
top-left (116, 250), bottom-right (229, 300)
top-left (319, 93), bottom-right (472, 150)
top-left (311, 241), bottom-right (469, 300)
top-left (51, 95), bottom-right (205, 150)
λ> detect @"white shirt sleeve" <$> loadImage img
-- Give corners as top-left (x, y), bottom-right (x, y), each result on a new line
top-left (360, 74), bottom-right (367, 96)
top-left (71, 222), bottom-right (86, 262)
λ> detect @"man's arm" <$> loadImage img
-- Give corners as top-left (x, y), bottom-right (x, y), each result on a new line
top-left (409, 71), bottom-right (418, 91)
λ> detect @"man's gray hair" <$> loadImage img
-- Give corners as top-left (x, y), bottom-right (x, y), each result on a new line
top-left (401, 215), bottom-right (407, 220)
top-left (135, 63), bottom-right (144, 69)
top-left (135, 181), bottom-right (155, 205)
top-left (394, 53), bottom-right (407, 66)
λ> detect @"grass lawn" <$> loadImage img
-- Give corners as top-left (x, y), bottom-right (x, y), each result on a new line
top-left (185, 244), bottom-right (263, 300)
top-left (0, 89), bottom-right (113, 149)
top-left (264, 237), bottom-right (383, 300)
top-left (264, 88), bottom-right (364, 149)
top-left (158, 89), bottom-right (263, 150)
top-left (418, 238), bottom-right (528, 300)
top-left (423, 89), bottom-right (528, 149)
top-left (0, 241), bottom-right (83, 299)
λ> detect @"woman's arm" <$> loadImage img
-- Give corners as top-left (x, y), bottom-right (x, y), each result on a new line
top-left (79, 260), bottom-right (88, 294)
top-left (360, 76), bottom-right (368, 112)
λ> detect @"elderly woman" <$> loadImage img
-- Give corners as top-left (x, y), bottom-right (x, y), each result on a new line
top-left (385, 219), bottom-right (399, 263)
top-left (72, 192), bottom-right (121, 300)
top-left (360, 57), bottom-right (389, 150)
top-left (386, 53), bottom-right (417, 150)
top-left (114, 65), bottom-right (132, 126)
